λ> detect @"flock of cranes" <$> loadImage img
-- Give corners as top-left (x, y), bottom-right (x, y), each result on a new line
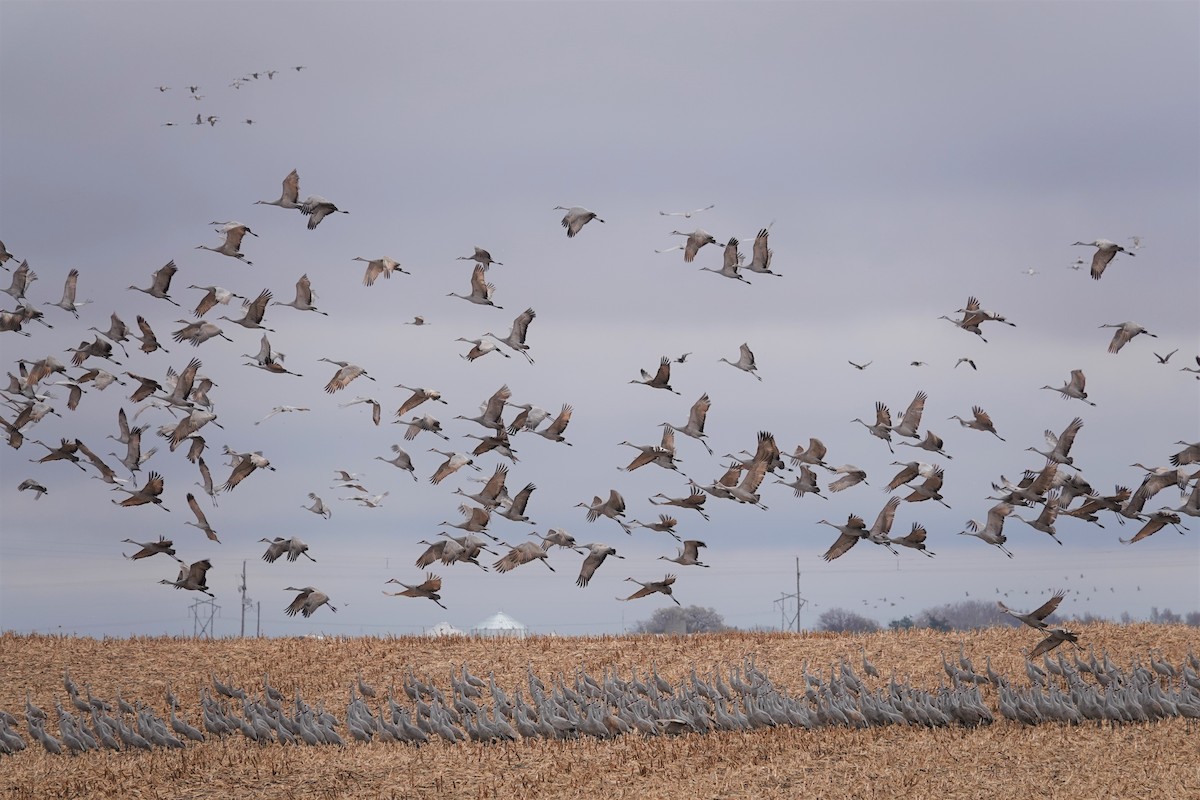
top-left (5, 643), bottom-right (1199, 756)
top-left (2, 143), bottom-right (1197, 637)
top-left (157, 65), bottom-right (308, 128)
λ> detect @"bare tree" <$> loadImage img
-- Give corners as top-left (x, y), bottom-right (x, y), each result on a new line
top-left (634, 605), bottom-right (727, 635)
top-left (817, 608), bottom-right (880, 634)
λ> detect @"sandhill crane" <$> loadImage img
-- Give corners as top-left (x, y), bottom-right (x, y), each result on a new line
top-left (484, 308), bottom-right (536, 363)
top-left (578, 489), bottom-right (633, 534)
top-left (649, 487), bottom-right (710, 520)
top-left (1026, 417), bottom-right (1083, 467)
top-left (401, 413), bottom-right (450, 441)
top-left (352, 256), bottom-right (408, 287)
top-left (890, 391), bottom-right (927, 439)
top-left (629, 513), bottom-right (681, 539)
top-left (659, 204), bottom-right (714, 218)
top-left (901, 468), bottom-right (951, 509)
top-left (455, 385), bottom-right (510, 431)
top-left (885, 461), bottom-right (938, 492)
top-left (660, 540), bottom-right (708, 567)
top-left (195, 228), bottom-right (252, 264)
top-left (299, 194), bottom-right (348, 229)
top-left (221, 449), bottom-right (273, 492)
top-left (701, 238), bottom-right (750, 283)
top-left (167, 409), bottom-right (221, 451)
top-left (46, 268), bottom-right (91, 318)
top-left (774, 465), bottom-right (824, 499)
top-left (719, 343), bottom-right (761, 380)
top-left (127, 261), bottom-right (181, 306)
top-left (852, 402), bottom-right (895, 453)
top-left (457, 337), bottom-right (509, 362)
top-left (847, 360), bottom-right (873, 371)
top-left (657, 229), bottom-right (718, 262)
top-left (998, 590), bottom-right (1066, 630)
top-left (1153, 348), bottom-right (1178, 364)
top-left (1099, 321), bottom-right (1156, 354)
top-left (1165, 480), bottom-right (1199, 518)
top-left (619, 440), bottom-right (681, 474)
top-left (392, 385), bottom-right (447, 418)
top-left (828, 464), bottom-right (868, 492)
top-left (618, 574), bottom-right (679, 605)
top-left (494, 541), bottom-right (556, 573)
top-left (955, 357), bottom-right (978, 371)
top-left (1013, 492), bottom-right (1064, 545)
top-left (220, 288), bottom-right (274, 331)
top-left (2, 260), bottom-right (36, 300)
top-left (448, 264), bottom-right (501, 308)
top-left (950, 406), bottom-right (1005, 441)
top-left (303, 492), bottom-right (332, 518)
top-left (76, 440), bottom-right (124, 484)
top-left (255, 405), bottom-right (310, 425)
top-left (1029, 628), bottom-right (1079, 659)
top-left (1072, 239), bottom-right (1133, 280)
top-left (889, 523), bottom-right (934, 556)
top-left (789, 438), bottom-right (832, 470)
top-left (495, 482), bottom-right (537, 524)
top-left (524, 529), bottom-right (579, 553)
top-left (664, 393), bottom-right (713, 455)
top-left (112, 471), bottom-right (168, 510)
top-left (530, 404), bottom-right (573, 445)
top-left (630, 356), bottom-right (681, 394)
top-left (272, 274), bottom-right (327, 315)
top-left (161, 559), bottom-right (213, 596)
top-left (284, 586), bottom-right (335, 617)
top-left (68, 335), bottom-right (121, 368)
top-left (339, 396), bottom-right (382, 426)
top-left (555, 205), bottom-right (604, 237)
top-left (374, 444), bottom-right (417, 480)
top-left (17, 478), bottom-right (48, 499)
top-left (384, 574), bottom-right (447, 608)
top-left (185, 493), bottom-right (220, 542)
top-left (897, 430), bottom-right (953, 459)
top-left (122, 536), bottom-right (176, 560)
top-left (438, 503), bottom-right (491, 535)
top-left (0, 239), bottom-right (14, 265)
top-left (1120, 511), bottom-right (1188, 544)
top-left (321, 359), bottom-right (374, 393)
top-left (171, 320), bottom-right (233, 347)
top-left (819, 497), bottom-right (900, 562)
top-left (576, 543), bottom-right (623, 587)
top-left (958, 502), bottom-right (1015, 557)
top-left (724, 457), bottom-right (770, 508)
top-left (1182, 356), bottom-right (1200, 377)
top-left (132, 316), bottom-right (167, 355)
top-left (260, 536), bottom-right (316, 563)
top-left (429, 449), bottom-right (481, 484)
top-left (465, 429), bottom-right (519, 462)
top-left (455, 463), bottom-right (508, 509)
top-left (1171, 441), bottom-right (1200, 468)
top-left (414, 538), bottom-right (481, 571)
top-left (457, 247), bottom-right (502, 269)
top-left (1042, 369), bottom-right (1095, 406)
top-left (86, 314), bottom-right (132, 357)
top-left (194, 456), bottom-right (218, 506)
top-left (743, 227), bottom-right (780, 276)
top-left (28, 438), bottom-right (86, 470)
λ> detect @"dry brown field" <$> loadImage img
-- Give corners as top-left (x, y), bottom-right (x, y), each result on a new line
top-left (2, 622), bottom-right (1198, 800)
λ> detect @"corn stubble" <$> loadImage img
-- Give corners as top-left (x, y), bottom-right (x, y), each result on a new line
top-left (0, 623), bottom-right (1195, 800)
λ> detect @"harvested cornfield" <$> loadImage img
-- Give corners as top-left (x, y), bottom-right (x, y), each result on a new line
top-left (1, 623), bottom-right (1197, 800)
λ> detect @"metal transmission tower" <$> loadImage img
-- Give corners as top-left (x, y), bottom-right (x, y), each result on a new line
top-left (189, 597), bottom-right (219, 639)
top-left (773, 557), bottom-right (807, 632)
top-left (237, 560), bottom-right (254, 637)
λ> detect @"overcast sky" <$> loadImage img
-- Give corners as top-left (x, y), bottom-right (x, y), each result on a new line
top-left (1, 1), bottom-right (1197, 638)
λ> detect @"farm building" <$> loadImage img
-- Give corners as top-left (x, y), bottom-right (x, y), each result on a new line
top-left (471, 610), bottom-right (528, 639)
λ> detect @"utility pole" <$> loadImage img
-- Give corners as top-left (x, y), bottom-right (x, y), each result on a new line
top-left (189, 597), bottom-right (219, 639)
top-left (238, 561), bottom-right (246, 637)
top-left (256, 601), bottom-right (261, 637)
top-left (238, 560), bottom-right (254, 638)
top-left (773, 558), bottom-right (806, 632)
